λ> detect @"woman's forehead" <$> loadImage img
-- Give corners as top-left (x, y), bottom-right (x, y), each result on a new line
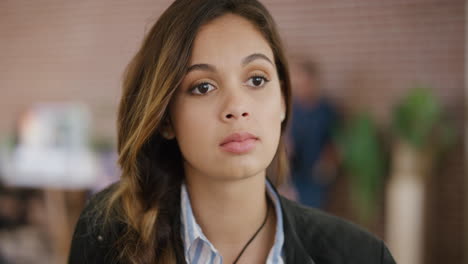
top-left (189, 14), bottom-right (275, 66)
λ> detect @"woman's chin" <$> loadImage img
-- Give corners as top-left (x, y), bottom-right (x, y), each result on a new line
top-left (209, 165), bottom-right (266, 182)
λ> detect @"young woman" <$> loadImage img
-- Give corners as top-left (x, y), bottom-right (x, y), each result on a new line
top-left (68, 0), bottom-right (396, 263)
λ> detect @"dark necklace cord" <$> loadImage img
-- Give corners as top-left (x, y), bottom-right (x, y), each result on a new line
top-left (232, 198), bottom-right (271, 264)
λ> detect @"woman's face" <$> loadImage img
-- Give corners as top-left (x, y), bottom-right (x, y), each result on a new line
top-left (168, 14), bottom-right (285, 182)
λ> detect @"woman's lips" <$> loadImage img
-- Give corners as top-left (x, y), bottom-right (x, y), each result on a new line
top-left (220, 132), bottom-right (258, 154)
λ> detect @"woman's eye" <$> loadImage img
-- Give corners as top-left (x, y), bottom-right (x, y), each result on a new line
top-left (246, 75), bottom-right (269, 88)
top-left (190, 82), bottom-right (216, 95)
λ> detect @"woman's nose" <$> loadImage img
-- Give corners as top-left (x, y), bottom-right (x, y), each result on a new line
top-left (220, 89), bottom-right (251, 122)
top-left (224, 111), bottom-right (250, 120)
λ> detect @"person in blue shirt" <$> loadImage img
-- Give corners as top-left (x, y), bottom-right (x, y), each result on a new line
top-left (288, 59), bottom-right (340, 208)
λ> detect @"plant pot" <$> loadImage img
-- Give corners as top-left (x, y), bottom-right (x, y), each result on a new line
top-left (385, 140), bottom-right (433, 264)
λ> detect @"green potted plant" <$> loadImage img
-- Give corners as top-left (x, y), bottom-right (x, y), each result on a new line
top-left (386, 86), bottom-right (456, 264)
top-left (334, 112), bottom-right (387, 225)
top-left (391, 86), bottom-right (455, 174)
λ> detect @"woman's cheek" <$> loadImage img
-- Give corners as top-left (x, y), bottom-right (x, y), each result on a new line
top-left (174, 102), bottom-right (215, 147)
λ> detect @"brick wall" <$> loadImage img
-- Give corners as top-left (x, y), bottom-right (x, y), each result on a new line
top-left (0, 0), bottom-right (464, 137)
top-left (0, 0), bottom-right (465, 263)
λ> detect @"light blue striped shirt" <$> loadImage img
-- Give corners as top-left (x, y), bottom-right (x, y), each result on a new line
top-left (180, 180), bottom-right (285, 264)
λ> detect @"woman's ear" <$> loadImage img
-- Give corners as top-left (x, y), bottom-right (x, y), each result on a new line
top-left (279, 80), bottom-right (287, 122)
top-left (160, 118), bottom-right (175, 140)
top-left (280, 94), bottom-right (286, 122)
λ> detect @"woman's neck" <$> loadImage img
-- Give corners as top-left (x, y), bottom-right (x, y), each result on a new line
top-left (184, 170), bottom-right (276, 262)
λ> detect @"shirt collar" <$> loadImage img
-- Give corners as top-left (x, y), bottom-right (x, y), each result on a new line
top-left (180, 179), bottom-right (285, 262)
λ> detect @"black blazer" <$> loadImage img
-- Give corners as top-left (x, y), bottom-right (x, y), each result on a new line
top-left (69, 183), bottom-right (396, 264)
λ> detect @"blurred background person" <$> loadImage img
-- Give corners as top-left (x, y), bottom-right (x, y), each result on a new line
top-left (287, 57), bottom-right (341, 208)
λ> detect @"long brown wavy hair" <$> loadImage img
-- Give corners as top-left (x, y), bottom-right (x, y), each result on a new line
top-left (106, 0), bottom-right (292, 263)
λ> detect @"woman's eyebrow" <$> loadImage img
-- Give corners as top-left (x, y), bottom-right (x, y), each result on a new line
top-left (242, 53), bottom-right (274, 66)
top-left (186, 63), bottom-right (216, 74)
top-left (186, 53), bottom-right (273, 74)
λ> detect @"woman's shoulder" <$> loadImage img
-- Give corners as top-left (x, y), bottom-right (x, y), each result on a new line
top-left (279, 196), bottom-right (395, 264)
top-left (75, 182), bottom-right (121, 232)
top-left (68, 183), bottom-right (123, 264)
top-left (280, 195), bottom-right (376, 239)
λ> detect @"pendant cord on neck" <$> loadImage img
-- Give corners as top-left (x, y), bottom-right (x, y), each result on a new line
top-left (232, 198), bottom-right (271, 264)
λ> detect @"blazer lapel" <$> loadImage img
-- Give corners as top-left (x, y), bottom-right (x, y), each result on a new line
top-left (281, 201), bottom-right (316, 264)
top-left (266, 179), bottom-right (316, 264)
